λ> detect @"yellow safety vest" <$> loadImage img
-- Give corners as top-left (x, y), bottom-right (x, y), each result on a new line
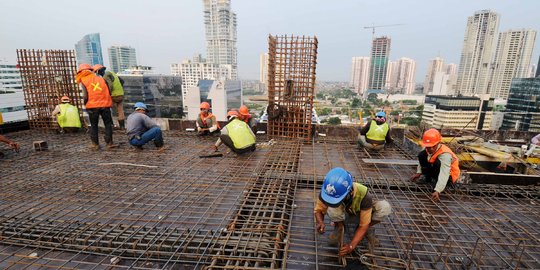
top-left (227, 119), bottom-right (256, 149)
top-left (108, 71), bottom-right (124, 97)
top-left (57, 103), bottom-right (81, 128)
top-left (366, 120), bottom-right (389, 142)
top-left (350, 183), bottom-right (368, 216)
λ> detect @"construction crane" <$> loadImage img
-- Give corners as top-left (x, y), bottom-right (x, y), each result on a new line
top-left (364, 23), bottom-right (404, 39)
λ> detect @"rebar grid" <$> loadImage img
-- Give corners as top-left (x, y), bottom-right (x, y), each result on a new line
top-left (0, 130), bottom-right (539, 269)
top-left (16, 49), bottom-right (82, 131)
top-left (267, 35), bottom-right (318, 141)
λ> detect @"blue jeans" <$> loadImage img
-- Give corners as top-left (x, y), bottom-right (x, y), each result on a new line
top-left (129, 127), bottom-right (163, 147)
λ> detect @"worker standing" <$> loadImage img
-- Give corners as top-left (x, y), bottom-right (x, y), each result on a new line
top-left (358, 111), bottom-right (392, 151)
top-left (314, 168), bottom-right (392, 256)
top-left (410, 128), bottom-right (461, 202)
top-left (126, 102), bottom-right (164, 150)
top-left (92, 64), bottom-right (126, 129)
top-left (196, 102), bottom-right (220, 135)
top-left (0, 134), bottom-right (20, 158)
top-left (213, 110), bottom-right (256, 154)
top-left (239, 105), bottom-right (257, 131)
top-left (52, 96), bottom-right (81, 133)
top-left (76, 63), bottom-right (115, 150)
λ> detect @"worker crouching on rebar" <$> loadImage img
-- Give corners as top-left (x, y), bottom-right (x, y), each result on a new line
top-left (410, 128), bottom-right (461, 202)
top-left (196, 102), bottom-right (220, 136)
top-left (126, 102), bottom-right (165, 151)
top-left (52, 96), bottom-right (81, 133)
top-left (314, 168), bottom-right (392, 256)
top-left (358, 111), bottom-right (392, 151)
top-left (213, 110), bottom-right (256, 154)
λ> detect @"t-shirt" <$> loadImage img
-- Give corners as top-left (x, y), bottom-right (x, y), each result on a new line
top-left (126, 112), bottom-right (157, 140)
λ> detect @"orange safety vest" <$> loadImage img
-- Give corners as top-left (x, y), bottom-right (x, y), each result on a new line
top-left (429, 144), bottom-right (460, 183)
top-left (243, 115), bottom-right (252, 124)
top-left (81, 74), bottom-right (112, 109)
top-left (199, 112), bottom-right (220, 129)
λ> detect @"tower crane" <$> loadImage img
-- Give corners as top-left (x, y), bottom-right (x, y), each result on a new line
top-left (363, 23), bottom-right (404, 39)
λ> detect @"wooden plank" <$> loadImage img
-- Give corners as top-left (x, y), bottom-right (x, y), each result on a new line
top-left (362, 158), bottom-right (418, 166)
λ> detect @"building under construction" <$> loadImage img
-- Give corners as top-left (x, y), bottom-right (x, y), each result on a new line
top-left (1, 42), bottom-right (539, 269)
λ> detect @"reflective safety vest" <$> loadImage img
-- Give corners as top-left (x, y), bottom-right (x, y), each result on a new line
top-left (349, 183), bottom-right (368, 216)
top-left (227, 119), bottom-right (255, 149)
top-left (57, 103), bottom-right (81, 128)
top-left (81, 74), bottom-right (112, 109)
top-left (199, 113), bottom-right (221, 129)
top-left (366, 120), bottom-right (389, 142)
top-left (429, 144), bottom-right (461, 183)
top-left (108, 71), bottom-right (124, 97)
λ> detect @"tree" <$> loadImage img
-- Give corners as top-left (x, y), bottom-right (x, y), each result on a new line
top-left (351, 98), bottom-right (360, 108)
top-left (367, 93), bottom-right (378, 103)
top-left (317, 107), bottom-right (332, 116)
top-left (328, 117), bottom-right (341, 125)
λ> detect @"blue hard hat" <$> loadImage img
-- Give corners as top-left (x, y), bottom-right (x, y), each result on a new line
top-left (134, 102), bottom-right (148, 111)
top-left (320, 167), bottom-right (353, 206)
top-left (376, 111), bottom-right (386, 118)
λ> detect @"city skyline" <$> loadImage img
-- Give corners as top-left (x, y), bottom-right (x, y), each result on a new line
top-left (1, 0), bottom-right (539, 82)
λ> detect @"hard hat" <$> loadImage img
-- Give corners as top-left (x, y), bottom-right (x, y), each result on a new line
top-left (133, 102), bottom-right (148, 111)
top-left (200, 102), bottom-right (211, 110)
top-left (320, 167), bottom-right (353, 206)
top-left (227, 110), bottom-right (239, 119)
top-left (422, 128), bottom-right (442, 147)
top-left (92, 64), bottom-right (105, 72)
top-left (77, 63), bottom-right (92, 73)
top-left (239, 105), bottom-right (250, 116)
top-left (61, 95), bottom-right (70, 103)
top-left (376, 111), bottom-right (386, 118)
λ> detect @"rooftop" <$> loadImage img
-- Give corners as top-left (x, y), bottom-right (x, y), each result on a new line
top-left (0, 128), bottom-right (539, 269)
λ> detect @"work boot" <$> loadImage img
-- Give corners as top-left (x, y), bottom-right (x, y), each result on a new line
top-left (118, 120), bottom-right (125, 130)
top-left (90, 143), bottom-right (100, 151)
top-left (106, 143), bottom-right (119, 149)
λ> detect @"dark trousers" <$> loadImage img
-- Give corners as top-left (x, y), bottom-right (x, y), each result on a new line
top-left (220, 134), bottom-right (256, 154)
top-left (418, 150), bottom-right (453, 188)
top-left (87, 108), bottom-right (113, 145)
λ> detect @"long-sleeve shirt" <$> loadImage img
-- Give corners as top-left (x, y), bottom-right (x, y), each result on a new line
top-left (52, 105), bottom-right (61, 117)
top-left (532, 134), bottom-right (540, 145)
top-left (126, 112), bottom-right (158, 140)
top-left (196, 114), bottom-right (219, 133)
top-left (416, 145), bottom-right (453, 193)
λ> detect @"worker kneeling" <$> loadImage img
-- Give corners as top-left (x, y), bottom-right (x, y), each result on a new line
top-left (126, 102), bottom-right (165, 150)
top-left (52, 96), bottom-right (81, 133)
top-left (213, 110), bottom-right (256, 154)
top-left (314, 168), bottom-right (392, 256)
top-left (410, 128), bottom-right (460, 202)
top-left (358, 111), bottom-right (392, 151)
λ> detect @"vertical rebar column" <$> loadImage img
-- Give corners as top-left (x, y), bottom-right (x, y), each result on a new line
top-left (16, 49), bottom-right (81, 131)
top-left (267, 35), bottom-right (318, 142)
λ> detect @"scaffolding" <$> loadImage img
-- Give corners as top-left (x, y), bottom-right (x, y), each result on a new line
top-left (267, 35), bottom-right (318, 141)
top-left (16, 49), bottom-right (83, 131)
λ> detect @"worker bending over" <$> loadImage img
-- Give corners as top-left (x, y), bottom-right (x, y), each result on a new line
top-left (213, 110), bottom-right (256, 154)
top-left (314, 168), bottom-right (392, 256)
top-left (52, 96), bottom-right (81, 133)
top-left (358, 111), bottom-right (392, 151)
top-left (126, 102), bottom-right (165, 150)
top-left (196, 102), bottom-right (220, 135)
top-left (410, 128), bottom-right (461, 202)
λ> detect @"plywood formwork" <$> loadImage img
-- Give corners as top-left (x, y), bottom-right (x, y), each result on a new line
top-left (267, 35), bottom-right (318, 141)
top-left (16, 49), bottom-right (83, 131)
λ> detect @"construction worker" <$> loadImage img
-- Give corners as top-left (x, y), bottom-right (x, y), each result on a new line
top-left (126, 102), bottom-right (164, 150)
top-left (410, 128), bottom-right (461, 202)
top-left (92, 64), bottom-right (126, 129)
top-left (525, 133), bottom-right (540, 157)
top-left (51, 96), bottom-right (81, 133)
top-left (76, 63), bottom-right (115, 150)
top-left (239, 105), bottom-right (256, 131)
top-left (314, 168), bottom-right (392, 256)
top-left (358, 111), bottom-right (392, 151)
top-left (213, 110), bottom-right (256, 154)
top-left (196, 102), bottom-right (220, 135)
top-left (0, 134), bottom-right (20, 158)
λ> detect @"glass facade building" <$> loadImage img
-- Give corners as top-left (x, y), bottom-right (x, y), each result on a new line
top-left (501, 78), bottom-right (540, 132)
top-left (74, 33), bottom-right (103, 66)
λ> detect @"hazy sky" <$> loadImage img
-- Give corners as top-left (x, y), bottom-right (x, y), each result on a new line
top-left (1, 0), bottom-right (539, 82)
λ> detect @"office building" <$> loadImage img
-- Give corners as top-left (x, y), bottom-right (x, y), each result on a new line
top-left (368, 37), bottom-right (391, 91)
top-left (185, 79), bottom-right (241, 122)
top-left (350, 57), bottom-right (370, 95)
top-left (422, 95), bottom-right (493, 130)
top-left (501, 77), bottom-right (540, 132)
top-left (455, 10), bottom-right (500, 96)
top-left (489, 29), bottom-right (537, 99)
top-left (0, 62), bottom-right (25, 125)
top-left (74, 33), bottom-right (103, 66)
top-left (108, 45), bottom-right (138, 73)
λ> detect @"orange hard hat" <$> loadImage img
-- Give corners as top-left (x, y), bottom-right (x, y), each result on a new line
top-left (61, 95), bottom-right (70, 102)
top-left (239, 105), bottom-right (250, 116)
top-left (200, 102), bottom-right (211, 109)
top-left (422, 128), bottom-right (442, 147)
top-left (227, 110), bottom-right (239, 118)
top-left (77, 63), bottom-right (92, 73)
top-left (92, 64), bottom-right (105, 72)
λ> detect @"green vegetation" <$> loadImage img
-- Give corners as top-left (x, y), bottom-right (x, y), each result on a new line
top-left (328, 117), bottom-right (342, 125)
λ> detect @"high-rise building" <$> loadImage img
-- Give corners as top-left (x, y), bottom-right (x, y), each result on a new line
top-left (501, 78), bottom-right (540, 132)
top-left (203, 0), bottom-right (238, 79)
top-left (74, 33), bottom-right (103, 66)
top-left (423, 57), bottom-right (445, 94)
top-left (0, 62), bottom-right (26, 125)
top-left (386, 57), bottom-right (416, 94)
top-left (108, 45), bottom-right (138, 73)
top-left (456, 10), bottom-right (500, 96)
top-left (422, 95), bottom-right (493, 130)
top-left (171, 54), bottom-right (229, 105)
top-left (489, 29), bottom-right (536, 99)
top-left (260, 53), bottom-right (269, 85)
top-left (368, 37), bottom-right (391, 91)
top-left (530, 64), bottom-right (538, 78)
top-left (536, 56), bottom-right (540, 77)
top-left (350, 57), bottom-right (370, 95)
